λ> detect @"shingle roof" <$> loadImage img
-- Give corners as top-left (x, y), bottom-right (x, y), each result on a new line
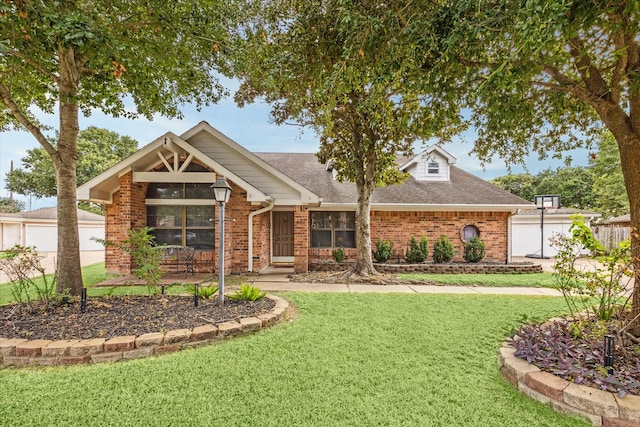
top-left (255, 153), bottom-right (532, 207)
top-left (516, 207), bottom-right (600, 217)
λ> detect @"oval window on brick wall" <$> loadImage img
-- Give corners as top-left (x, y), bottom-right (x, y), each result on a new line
top-left (461, 224), bottom-right (479, 243)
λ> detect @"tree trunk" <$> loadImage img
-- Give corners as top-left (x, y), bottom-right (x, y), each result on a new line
top-left (54, 49), bottom-right (84, 296)
top-left (599, 109), bottom-right (640, 319)
top-left (353, 177), bottom-right (377, 275)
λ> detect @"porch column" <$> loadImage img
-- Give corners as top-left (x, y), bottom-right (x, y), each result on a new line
top-left (293, 205), bottom-right (309, 273)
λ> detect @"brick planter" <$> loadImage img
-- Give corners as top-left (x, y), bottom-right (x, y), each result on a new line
top-left (0, 295), bottom-right (290, 368)
top-left (310, 260), bottom-right (543, 274)
top-left (499, 341), bottom-right (640, 426)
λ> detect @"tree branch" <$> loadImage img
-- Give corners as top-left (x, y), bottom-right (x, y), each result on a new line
top-left (0, 82), bottom-right (57, 158)
top-left (6, 49), bottom-right (58, 83)
top-left (568, 36), bottom-right (611, 100)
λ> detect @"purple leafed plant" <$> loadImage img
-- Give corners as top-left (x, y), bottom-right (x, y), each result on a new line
top-left (513, 320), bottom-right (640, 397)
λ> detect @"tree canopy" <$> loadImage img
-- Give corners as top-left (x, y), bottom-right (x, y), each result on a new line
top-left (233, 0), bottom-right (463, 274)
top-left (0, 1), bottom-right (232, 294)
top-left (6, 127), bottom-right (138, 199)
top-left (0, 197), bottom-right (25, 213)
top-left (426, 0), bottom-right (640, 313)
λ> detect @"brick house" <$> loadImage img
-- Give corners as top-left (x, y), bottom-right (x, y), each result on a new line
top-left (76, 121), bottom-right (533, 275)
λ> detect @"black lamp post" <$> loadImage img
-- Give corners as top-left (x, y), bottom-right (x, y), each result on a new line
top-left (211, 176), bottom-right (232, 306)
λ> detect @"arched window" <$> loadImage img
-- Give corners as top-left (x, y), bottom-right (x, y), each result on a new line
top-left (461, 224), bottom-right (480, 243)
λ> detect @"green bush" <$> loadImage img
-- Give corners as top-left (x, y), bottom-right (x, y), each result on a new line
top-left (433, 235), bottom-right (454, 263)
top-left (373, 238), bottom-right (394, 263)
top-left (463, 236), bottom-right (486, 263)
top-left (228, 283), bottom-right (267, 301)
top-left (190, 284), bottom-right (218, 300)
top-left (405, 235), bottom-right (428, 263)
top-left (332, 247), bottom-right (346, 263)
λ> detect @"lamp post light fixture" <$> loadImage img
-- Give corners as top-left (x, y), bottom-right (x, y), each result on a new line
top-left (211, 176), bottom-right (232, 306)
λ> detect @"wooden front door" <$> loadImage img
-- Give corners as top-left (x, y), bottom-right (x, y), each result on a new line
top-left (273, 211), bottom-right (294, 261)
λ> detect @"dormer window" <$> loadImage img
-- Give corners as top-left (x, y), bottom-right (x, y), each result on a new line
top-left (427, 162), bottom-right (439, 175)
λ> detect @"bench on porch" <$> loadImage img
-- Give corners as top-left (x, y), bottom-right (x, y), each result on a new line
top-left (157, 245), bottom-right (195, 278)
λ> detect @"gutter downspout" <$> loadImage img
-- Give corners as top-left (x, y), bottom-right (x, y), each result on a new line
top-left (248, 198), bottom-right (275, 272)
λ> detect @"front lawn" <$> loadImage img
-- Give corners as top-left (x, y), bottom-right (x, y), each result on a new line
top-left (0, 292), bottom-right (588, 426)
top-left (400, 272), bottom-right (557, 287)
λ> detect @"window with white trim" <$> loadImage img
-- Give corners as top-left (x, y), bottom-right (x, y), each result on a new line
top-left (310, 211), bottom-right (356, 248)
top-left (146, 182), bottom-right (215, 249)
top-left (427, 161), bottom-right (440, 174)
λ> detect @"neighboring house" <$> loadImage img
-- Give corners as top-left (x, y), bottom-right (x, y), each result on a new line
top-left (0, 207), bottom-right (105, 252)
top-left (76, 121), bottom-right (533, 275)
top-left (511, 208), bottom-right (601, 257)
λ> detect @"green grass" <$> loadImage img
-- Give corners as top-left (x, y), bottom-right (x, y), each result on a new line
top-left (400, 272), bottom-right (557, 288)
top-left (0, 293), bottom-right (588, 427)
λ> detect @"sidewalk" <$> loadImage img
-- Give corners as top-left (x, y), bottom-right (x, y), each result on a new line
top-left (250, 280), bottom-right (563, 296)
top-left (250, 265), bottom-right (563, 296)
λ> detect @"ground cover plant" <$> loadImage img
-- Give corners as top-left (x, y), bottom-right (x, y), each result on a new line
top-left (0, 293), bottom-right (589, 427)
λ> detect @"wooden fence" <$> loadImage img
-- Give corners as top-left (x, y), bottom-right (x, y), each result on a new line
top-left (592, 226), bottom-right (630, 251)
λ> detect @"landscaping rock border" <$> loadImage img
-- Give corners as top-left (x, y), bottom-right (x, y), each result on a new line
top-left (499, 339), bottom-right (640, 427)
top-left (310, 260), bottom-right (543, 274)
top-left (0, 295), bottom-right (290, 368)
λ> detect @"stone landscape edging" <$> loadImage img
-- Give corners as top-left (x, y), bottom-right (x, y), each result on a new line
top-left (0, 294), bottom-right (290, 368)
top-left (499, 338), bottom-right (640, 427)
top-left (309, 260), bottom-right (543, 274)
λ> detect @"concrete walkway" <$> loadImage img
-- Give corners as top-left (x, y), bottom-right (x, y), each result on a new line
top-left (250, 280), bottom-right (563, 296)
top-left (250, 265), bottom-right (563, 296)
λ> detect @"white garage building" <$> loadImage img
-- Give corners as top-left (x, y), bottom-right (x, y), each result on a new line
top-left (0, 207), bottom-right (104, 252)
top-left (511, 208), bottom-right (600, 257)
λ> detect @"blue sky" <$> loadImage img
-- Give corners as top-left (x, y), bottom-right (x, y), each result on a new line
top-left (0, 81), bottom-right (590, 210)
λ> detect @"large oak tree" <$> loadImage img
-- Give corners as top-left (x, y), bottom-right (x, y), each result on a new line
top-left (428, 0), bottom-right (640, 312)
top-left (0, 0), bottom-right (231, 294)
top-left (233, 0), bottom-right (462, 275)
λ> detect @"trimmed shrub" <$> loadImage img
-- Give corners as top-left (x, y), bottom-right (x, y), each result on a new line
top-left (373, 238), bottom-right (394, 263)
top-left (332, 247), bottom-right (346, 263)
top-left (433, 235), bottom-right (454, 263)
top-left (464, 236), bottom-right (486, 263)
top-left (405, 235), bottom-right (428, 263)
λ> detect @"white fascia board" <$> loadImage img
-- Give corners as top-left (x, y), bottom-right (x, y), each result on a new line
top-left (181, 121), bottom-right (321, 204)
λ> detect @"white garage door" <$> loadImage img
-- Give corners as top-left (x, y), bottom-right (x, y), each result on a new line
top-left (25, 225), bottom-right (58, 252)
top-left (79, 226), bottom-right (105, 251)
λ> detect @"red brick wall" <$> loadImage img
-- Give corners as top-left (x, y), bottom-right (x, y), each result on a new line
top-left (308, 210), bottom-right (510, 264)
top-left (252, 211), bottom-right (271, 272)
top-left (104, 173), bottom-right (148, 274)
top-left (294, 206), bottom-right (309, 272)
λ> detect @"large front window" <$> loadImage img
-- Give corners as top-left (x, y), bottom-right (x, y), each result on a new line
top-left (146, 182), bottom-right (215, 249)
top-left (310, 211), bottom-right (356, 248)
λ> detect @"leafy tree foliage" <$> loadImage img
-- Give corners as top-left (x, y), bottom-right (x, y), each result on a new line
top-left (425, 0), bottom-right (640, 315)
top-left (0, 197), bottom-right (25, 213)
top-left (590, 131), bottom-right (629, 218)
top-left (6, 127), bottom-right (138, 199)
top-left (0, 1), bottom-right (231, 294)
top-left (491, 166), bottom-right (594, 211)
top-left (233, 0), bottom-right (462, 275)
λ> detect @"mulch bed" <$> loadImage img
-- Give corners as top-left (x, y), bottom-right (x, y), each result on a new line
top-left (0, 295), bottom-right (275, 341)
